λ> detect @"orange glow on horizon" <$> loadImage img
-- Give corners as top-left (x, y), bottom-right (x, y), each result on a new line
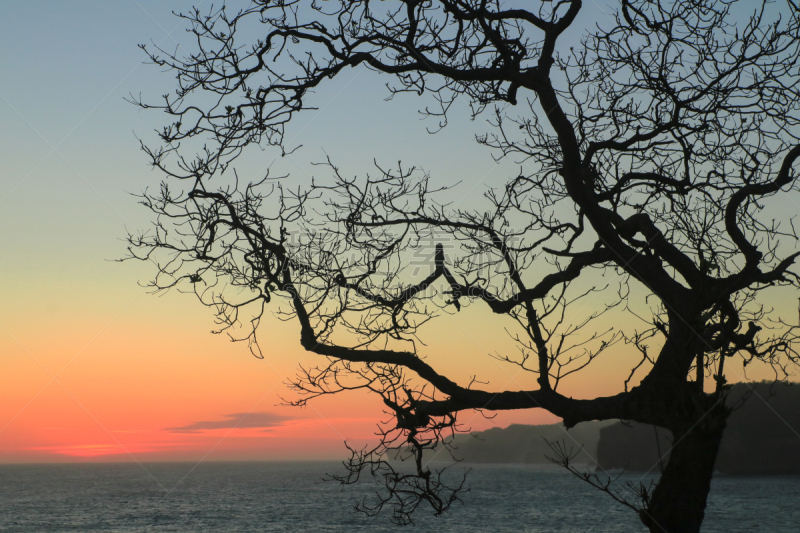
top-left (1, 277), bottom-right (788, 464)
top-left (30, 444), bottom-right (166, 458)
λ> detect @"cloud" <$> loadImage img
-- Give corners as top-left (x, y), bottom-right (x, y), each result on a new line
top-left (166, 412), bottom-right (295, 433)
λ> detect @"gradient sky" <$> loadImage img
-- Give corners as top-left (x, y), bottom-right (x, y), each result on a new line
top-left (1, 1), bottom-right (798, 465)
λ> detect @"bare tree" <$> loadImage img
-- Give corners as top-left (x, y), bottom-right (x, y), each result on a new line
top-left (127, 1), bottom-right (800, 531)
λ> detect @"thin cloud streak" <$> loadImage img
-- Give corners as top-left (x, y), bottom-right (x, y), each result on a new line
top-left (166, 412), bottom-right (295, 433)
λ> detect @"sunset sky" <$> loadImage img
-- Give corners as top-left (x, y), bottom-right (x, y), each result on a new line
top-left (1, 1), bottom-right (797, 466)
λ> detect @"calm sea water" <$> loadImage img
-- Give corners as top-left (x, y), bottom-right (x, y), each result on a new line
top-left (0, 462), bottom-right (797, 532)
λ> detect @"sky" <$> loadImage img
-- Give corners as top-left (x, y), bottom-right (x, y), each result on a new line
top-left (1, 1), bottom-right (798, 465)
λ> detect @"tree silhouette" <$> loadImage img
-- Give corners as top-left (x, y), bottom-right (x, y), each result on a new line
top-left (128, 1), bottom-right (800, 531)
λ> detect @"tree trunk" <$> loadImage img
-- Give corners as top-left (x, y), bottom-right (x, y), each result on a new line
top-left (639, 404), bottom-right (728, 533)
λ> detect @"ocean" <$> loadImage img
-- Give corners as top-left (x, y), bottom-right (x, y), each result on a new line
top-left (0, 462), bottom-right (797, 532)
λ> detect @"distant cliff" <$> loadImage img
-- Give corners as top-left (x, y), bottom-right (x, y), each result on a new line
top-left (596, 382), bottom-right (800, 475)
top-left (443, 382), bottom-right (799, 475)
top-left (449, 421), bottom-right (613, 465)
